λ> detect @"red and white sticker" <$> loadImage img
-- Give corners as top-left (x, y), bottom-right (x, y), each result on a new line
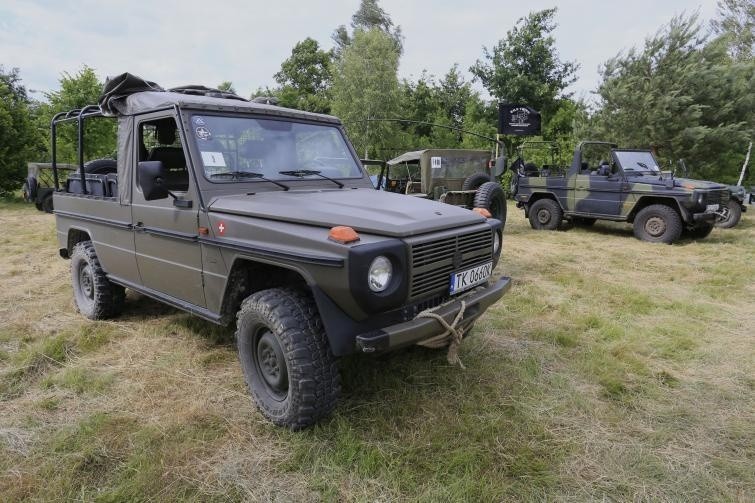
top-left (217, 221), bottom-right (226, 235)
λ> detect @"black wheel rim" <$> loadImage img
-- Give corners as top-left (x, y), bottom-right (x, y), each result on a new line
top-left (254, 329), bottom-right (289, 400)
top-left (78, 263), bottom-right (94, 300)
top-left (645, 216), bottom-right (666, 237)
top-left (537, 208), bottom-right (551, 224)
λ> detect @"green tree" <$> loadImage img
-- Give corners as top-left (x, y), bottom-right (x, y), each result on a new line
top-left (40, 66), bottom-right (116, 163)
top-left (590, 14), bottom-right (754, 182)
top-left (217, 81), bottom-right (237, 94)
top-left (332, 29), bottom-right (401, 158)
top-left (470, 8), bottom-right (578, 118)
top-left (0, 66), bottom-right (44, 194)
top-left (711, 0), bottom-right (754, 61)
top-left (332, 0), bottom-right (403, 56)
top-left (274, 38), bottom-right (333, 113)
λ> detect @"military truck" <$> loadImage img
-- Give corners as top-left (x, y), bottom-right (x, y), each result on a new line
top-left (50, 73), bottom-right (510, 429)
top-left (379, 149), bottom-right (507, 225)
top-left (512, 141), bottom-right (730, 244)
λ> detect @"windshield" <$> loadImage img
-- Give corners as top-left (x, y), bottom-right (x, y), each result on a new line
top-left (615, 150), bottom-right (661, 175)
top-left (190, 115), bottom-right (363, 181)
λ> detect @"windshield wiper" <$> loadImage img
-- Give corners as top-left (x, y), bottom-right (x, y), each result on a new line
top-left (278, 169), bottom-right (344, 188)
top-left (210, 171), bottom-right (289, 190)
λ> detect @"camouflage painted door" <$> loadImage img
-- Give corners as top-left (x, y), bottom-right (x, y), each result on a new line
top-left (570, 174), bottom-right (623, 215)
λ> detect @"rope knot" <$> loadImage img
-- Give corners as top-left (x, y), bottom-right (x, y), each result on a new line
top-left (415, 300), bottom-right (468, 369)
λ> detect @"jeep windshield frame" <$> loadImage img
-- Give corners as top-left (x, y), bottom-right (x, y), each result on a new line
top-left (613, 149), bottom-right (662, 176)
top-left (187, 113), bottom-right (364, 184)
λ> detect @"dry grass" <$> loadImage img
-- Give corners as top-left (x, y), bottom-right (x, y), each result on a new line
top-left (0, 197), bottom-right (752, 501)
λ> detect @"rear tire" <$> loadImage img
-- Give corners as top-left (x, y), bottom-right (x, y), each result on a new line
top-left (715, 199), bottom-right (742, 228)
top-left (528, 198), bottom-right (562, 230)
top-left (633, 204), bottom-right (682, 244)
top-left (236, 288), bottom-right (340, 430)
top-left (71, 241), bottom-right (125, 319)
top-left (473, 181), bottom-right (507, 228)
top-left (40, 193), bottom-right (54, 213)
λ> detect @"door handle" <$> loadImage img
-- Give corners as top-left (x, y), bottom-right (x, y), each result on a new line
top-left (134, 222), bottom-right (145, 232)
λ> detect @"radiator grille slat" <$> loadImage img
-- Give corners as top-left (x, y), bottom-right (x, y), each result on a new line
top-left (409, 228), bottom-right (493, 299)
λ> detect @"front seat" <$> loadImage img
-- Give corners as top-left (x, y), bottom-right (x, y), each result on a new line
top-left (148, 121), bottom-right (188, 191)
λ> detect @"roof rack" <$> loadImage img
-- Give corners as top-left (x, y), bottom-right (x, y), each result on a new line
top-left (168, 85), bottom-right (248, 102)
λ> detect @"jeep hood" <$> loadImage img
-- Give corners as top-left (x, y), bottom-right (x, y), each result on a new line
top-left (208, 188), bottom-right (487, 237)
top-left (629, 176), bottom-right (727, 190)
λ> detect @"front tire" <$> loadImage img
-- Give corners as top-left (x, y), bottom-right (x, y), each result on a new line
top-left (633, 204), bottom-right (682, 244)
top-left (685, 222), bottom-right (714, 239)
top-left (71, 241), bottom-right (125, 319)
top-left (236, 288), bottom-right (340, 429)
top-left (528, 198), bottom-right (563, 230)
top-left (715, 199), bottom-right (742, 228)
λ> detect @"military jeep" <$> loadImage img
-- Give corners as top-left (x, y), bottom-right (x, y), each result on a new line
top-left (380, 149), bottom-right (507, 226)
top-left (512, 141), bottom-right (730, 244)
top-left (50, 73), bottom-right (510, 429)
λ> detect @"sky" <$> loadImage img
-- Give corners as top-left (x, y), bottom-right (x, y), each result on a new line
top-left (0, 0), bottom-right (719, 102)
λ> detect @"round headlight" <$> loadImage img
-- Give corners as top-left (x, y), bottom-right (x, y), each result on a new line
top-left (368, 256), bottom-right (393, 292)
top-left (493, 232), bottom-right (501, 254)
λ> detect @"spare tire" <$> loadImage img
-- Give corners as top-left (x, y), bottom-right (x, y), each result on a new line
top-left (84, 158), bottom-right (117, 174)
top-left (462, 173), bottom-right (492, 191)
top-left (26, 176), bottom-right (38, 201)
top-left (473, 181), bottom-right (507, 228)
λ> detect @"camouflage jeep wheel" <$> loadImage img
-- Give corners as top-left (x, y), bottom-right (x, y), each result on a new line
top-left (528, 198), bottom-right (562, 230)
top-left (633, 204), bottom-right (682, 244)
top-left (715, 200), bottom-right (742, 228)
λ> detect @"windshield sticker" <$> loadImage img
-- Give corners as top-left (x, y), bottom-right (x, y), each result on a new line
top-left (201, 151), bottom-right (226, 167)
top-left (195, 126), bottom-right (212, 140)
top-left (431, 156), bottom-right (442, 170)
top-left (193, 116), bottom-right (206, 126)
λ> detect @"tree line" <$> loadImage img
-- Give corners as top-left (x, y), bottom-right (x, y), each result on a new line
top-left (0, 0), bottom-right (752, 194)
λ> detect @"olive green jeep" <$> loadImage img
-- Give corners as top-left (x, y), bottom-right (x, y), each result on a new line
top-left (50, 73), bottom-right (511, 429)
top-left (379, 149), bottom-right (508, 225)
top-left (512, 141), bottom-right (730, 244)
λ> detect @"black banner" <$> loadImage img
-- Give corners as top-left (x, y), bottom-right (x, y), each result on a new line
top-left (498, 104), bottom-right (541, 136)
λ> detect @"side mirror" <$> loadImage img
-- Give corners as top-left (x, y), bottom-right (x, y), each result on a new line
top-left (492, 156), bottom-right (507, 177)
top-left (137, 161), bottom-right (169, 201)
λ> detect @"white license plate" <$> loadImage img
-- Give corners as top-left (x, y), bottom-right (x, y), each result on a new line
top-left (706, 204), bottom-right (719, 212)
top-left (449, 262), bottom-right (493, 295)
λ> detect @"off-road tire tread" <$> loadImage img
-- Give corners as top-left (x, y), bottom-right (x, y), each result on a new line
top-left (715, 199), bottom-right (742, 228)
top-left (236, 288), bottom-right (340, 430)
top-left (685, 222), bottom-right (714, 239)
top-left (473, 181), bottom-right (507, 227)
top-left (633, 204), bottom-right (683, 244)
top-left (71, 241), bottom-right (125, 319)
top-left (528, 198), bottom-right (562, 230)
top-left (462, 173), bottom-right (492, 191)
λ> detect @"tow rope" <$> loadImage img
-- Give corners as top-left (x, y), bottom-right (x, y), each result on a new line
top-left (416, 300), bottom-right (468, 369)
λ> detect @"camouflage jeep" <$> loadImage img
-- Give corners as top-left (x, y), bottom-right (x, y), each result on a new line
top-left (381, 149), bottom-right (507, 225)
top-left (512, 141), bottom-right (730, 244)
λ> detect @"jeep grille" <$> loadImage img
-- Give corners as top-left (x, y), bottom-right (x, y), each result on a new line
top-left (702, 190), bottom-right (728, 207)
top-left (409, 228), bottom-right (493, 300)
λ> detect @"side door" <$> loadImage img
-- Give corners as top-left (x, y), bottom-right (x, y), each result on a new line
top-left (571, 163), bottom-right (623, 216)
top-left (131, 113), bottom-right (206, 307)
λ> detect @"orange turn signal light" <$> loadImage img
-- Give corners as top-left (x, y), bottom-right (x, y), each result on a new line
top-left (328, 226), bottom-right (360, 244)
top-left (472, 207), bottom-right (492, 218)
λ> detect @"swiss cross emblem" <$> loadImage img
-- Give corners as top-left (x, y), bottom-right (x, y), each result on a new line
top-left (217, 222), bottom-right (226, 235)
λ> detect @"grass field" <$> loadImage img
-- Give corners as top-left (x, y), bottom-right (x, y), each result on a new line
top-left (0, 198), bottom-right (753, 502)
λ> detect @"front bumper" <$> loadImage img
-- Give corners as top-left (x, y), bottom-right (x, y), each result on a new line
top-left (355, 276), bottom-right (512, 353)
top-left (692, 210), bottom-right (719, 222)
